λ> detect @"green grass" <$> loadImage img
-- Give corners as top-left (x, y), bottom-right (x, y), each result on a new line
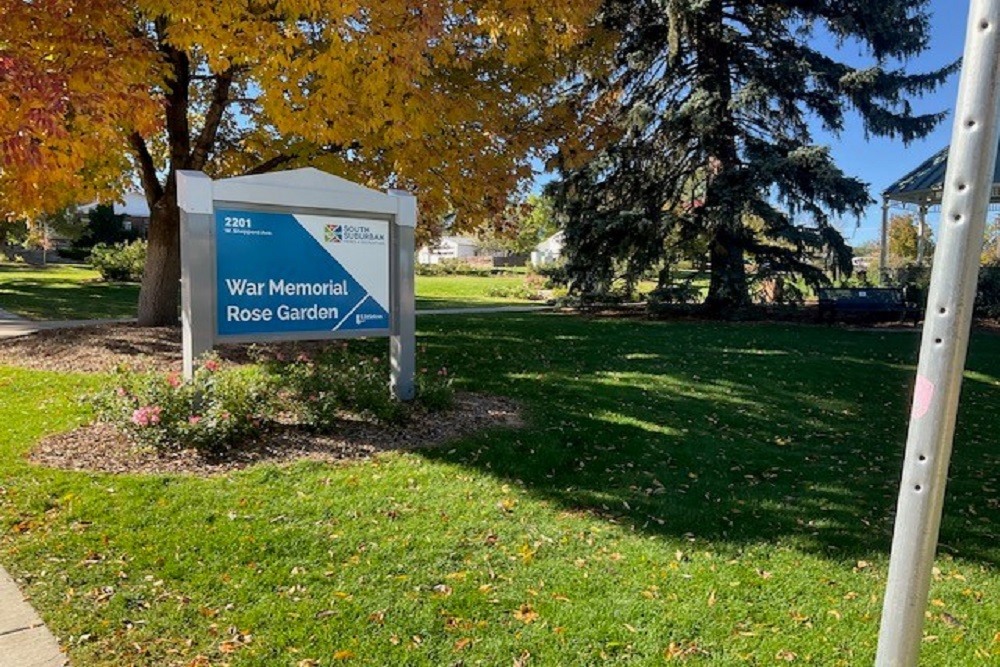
top-left (3, 317), bottom-right (1000, 665)
top-left (0, 263), bottom-right (538, 319)
top-left (0, 263), bottom-right (139, 320)
top-left (415, 274), bottom-right (538, 309)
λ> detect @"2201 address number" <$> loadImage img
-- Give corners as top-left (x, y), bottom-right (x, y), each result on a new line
top-left (224, 216), bottom-right (253, 228)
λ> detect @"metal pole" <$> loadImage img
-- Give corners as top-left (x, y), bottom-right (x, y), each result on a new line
top-left (875, 2), bottom-right (1000, 665)
top-left (177, 171), bottom-right (216, 380)
top-left (880, 198), bottom-right (890, 285)
top-left (389, 189), bottom-right (417, 401)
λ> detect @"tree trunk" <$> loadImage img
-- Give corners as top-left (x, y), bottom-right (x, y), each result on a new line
top-left (137, 195), bottom-right (181, 326)
top-left (704, 223), bottom-right (749, 312)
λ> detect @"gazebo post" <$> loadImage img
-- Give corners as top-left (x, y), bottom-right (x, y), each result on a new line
top-left (917, 203), bottom-right (929, 265)
top-left (880, 197), bottom-right (891, 285)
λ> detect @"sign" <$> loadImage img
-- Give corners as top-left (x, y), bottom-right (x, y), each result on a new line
top-left (177, 168), bottom-right (417, 400)
top-left (215, 209), bottom-right (390, 338)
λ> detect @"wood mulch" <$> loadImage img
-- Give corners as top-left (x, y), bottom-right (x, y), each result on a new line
top-left (2, 323), bottom-right (522, 476)
top-left (0, 323), bottom-right (359, 373)
top-left (29, 393), bottom-right (521, 476)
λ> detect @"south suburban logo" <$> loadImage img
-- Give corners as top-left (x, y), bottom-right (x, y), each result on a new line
top-left (325, 223), bottom-right (385, 245)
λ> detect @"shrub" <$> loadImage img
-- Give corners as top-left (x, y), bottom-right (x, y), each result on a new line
top-left (94, 358), bottom-right (275, 452)
top-left (267, 347), bottom-right (454, 431)
top-left (976, 266), bottom-right (1000, 318)
top-left (90, 240), bottom-right (146, 282)
top-left (415, 259), bottom-right (491, 277)
top-left (57, 246), bottom-right (91, 261)
top-left (485, 283), bottom-right (538, 300)
top-left (534, 261), bottom-right (568, 288)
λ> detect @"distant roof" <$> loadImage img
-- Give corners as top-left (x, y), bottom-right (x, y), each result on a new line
top-left (883, 142), bottom-right (1000, 205)
top-left (79, 192), bottom-right (150, 218)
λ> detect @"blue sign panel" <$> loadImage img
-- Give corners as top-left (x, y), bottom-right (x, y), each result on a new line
top-left (215, 208), bottom-right (390, 338)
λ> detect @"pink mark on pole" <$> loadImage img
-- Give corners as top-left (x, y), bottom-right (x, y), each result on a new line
top-left (912, 375), bottom-right (935, 420)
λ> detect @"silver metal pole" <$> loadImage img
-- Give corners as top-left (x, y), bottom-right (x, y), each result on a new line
top-left (880, 198), bottom-right (890, 285)
top-left (875, 2), bottom-right (1000, 665)
top-left (177, 171), bottom-right (216, 380)
top-left (389, 189), bottom-right (417, 401)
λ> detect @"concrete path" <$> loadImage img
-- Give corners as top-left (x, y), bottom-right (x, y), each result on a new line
top-left (0, 318), bottom-right (135, 340)
top-left (0, 566), bottom-right (67, 667)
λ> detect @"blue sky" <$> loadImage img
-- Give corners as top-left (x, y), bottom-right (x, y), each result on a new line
top-left (813, 0), bottom-right (967, 244)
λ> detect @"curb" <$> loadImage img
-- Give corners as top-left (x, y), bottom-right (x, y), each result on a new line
top-left (0, 566), bottom-right (68, 666)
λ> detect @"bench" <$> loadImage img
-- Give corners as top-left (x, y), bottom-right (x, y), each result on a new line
top-left (816, 287), bottom-right (919, 323)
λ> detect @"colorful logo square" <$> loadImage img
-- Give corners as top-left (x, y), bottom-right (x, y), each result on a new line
top-left (324, 224), bottom-right (343, 243)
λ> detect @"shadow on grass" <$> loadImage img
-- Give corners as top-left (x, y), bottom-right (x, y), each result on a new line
top-left (415, 314), bottom-right (1000, 566)
top-left (0, 269), bottom-right (138, 320)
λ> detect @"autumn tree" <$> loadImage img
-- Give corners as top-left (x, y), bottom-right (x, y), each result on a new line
top-left (981, 217), bottom-right (1000, 266)
top-left (550, 0), bottom-right (954, 310)
top-left (0, 1), bottom-right (601, 324)
top-left (887, 213), bottom-right (934, 266)
top-left (476, 195), bottom-right (560, 256)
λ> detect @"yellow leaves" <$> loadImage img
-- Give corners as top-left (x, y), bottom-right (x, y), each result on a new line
top-left (663, 641), bottom-right (705, 661)
top-left (513, 603), bottom-right (539, 624)
top-left (332, 649), bottom-right (355, 660)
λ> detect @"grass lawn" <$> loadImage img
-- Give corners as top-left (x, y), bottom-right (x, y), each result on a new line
top-left (0, 263), bottom-right (139, 320)
top-left (0, 263), bottom-right (539, 319)
top-left (415, 274), bottom-right (538, 309)
top-left (3, 316), bottom-right (1000, 665)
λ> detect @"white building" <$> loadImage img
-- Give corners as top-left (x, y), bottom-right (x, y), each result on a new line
top-left (417, 236), bottom-right (480, 264)
top-left (79, 192), bottom-right (152, 233)
top-left (531, 231), bottom-right (565, 266)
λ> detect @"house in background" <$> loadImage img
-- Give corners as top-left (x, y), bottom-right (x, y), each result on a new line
top-left (79, 192), bottom-right (152, 235)
top-left (417, 235), bottom-right (480, 264)
top-left (531, 231), bottom-right (564, 266)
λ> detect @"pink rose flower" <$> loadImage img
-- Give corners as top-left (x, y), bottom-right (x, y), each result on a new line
top-left (203, 359), bottom-right (220, 372)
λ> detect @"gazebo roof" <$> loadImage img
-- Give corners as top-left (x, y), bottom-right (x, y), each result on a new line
top-left (884, 142), bottom-right (1000, 206)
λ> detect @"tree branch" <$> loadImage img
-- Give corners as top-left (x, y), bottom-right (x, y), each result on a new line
top-left (191, 70), bottom-right (235, 170)
top-left (242, 154), bottom-right (296, 176)
top-left (129, 132), bottom-right (163, 207)
top-left (156, 17), bottom-right (191, 171)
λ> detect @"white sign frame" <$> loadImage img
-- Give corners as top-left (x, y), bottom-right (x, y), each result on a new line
top-left (177, 168), bottom-right (417, 401)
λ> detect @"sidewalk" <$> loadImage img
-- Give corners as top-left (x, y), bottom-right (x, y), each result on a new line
top-left (0, 566), bottom-right (67, 666)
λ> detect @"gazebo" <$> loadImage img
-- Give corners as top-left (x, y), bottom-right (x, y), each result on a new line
top-left (880, 142), bottom-right (1000, 281)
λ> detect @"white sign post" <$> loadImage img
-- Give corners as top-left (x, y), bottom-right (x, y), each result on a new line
top-left (876, 2), bottom-right (1000, 664)
top-left (177, 167), bottom-right (416, 400)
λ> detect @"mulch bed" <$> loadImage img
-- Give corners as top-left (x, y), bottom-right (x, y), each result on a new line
top-left (1, 323), bottom-right (522, 475)
top-left (0, 323), bottom-right (366, 373)
top-left (29, 393), bottom-right (521, 476)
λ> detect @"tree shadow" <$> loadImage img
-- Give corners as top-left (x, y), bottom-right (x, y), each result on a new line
top-left (416, 314), bottom-right (1000, 566)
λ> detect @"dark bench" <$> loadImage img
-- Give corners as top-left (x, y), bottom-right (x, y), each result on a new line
top-left (817, 287), bottom-right (919, 323)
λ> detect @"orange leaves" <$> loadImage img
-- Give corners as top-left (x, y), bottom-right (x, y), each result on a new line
top-left (2, 0), bottom-right (604, 232)
top-left (0, 0), bottom-right (161, 217)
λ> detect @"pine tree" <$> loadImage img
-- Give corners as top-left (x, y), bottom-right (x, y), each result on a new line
top-left (550, 0), bottom-right (955, 310)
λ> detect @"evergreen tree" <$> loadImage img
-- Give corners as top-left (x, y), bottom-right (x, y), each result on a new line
top-left (550, 0), bottom-right (955, 310)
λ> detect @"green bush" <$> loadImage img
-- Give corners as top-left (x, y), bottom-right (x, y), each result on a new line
top-left (57, 246), bottom-right (91, 261)
top-left (415, 259), bottom-right (491, 277)
top-left (267, 347), bottom-right (454, 431)
top-left (976, 266), bottom-right (1000, 318)
top-left (485, 283), bottom-right (537, 300)
top-left (90, 240), bottom-right (146, 282)
top-left (534, 261), bottom-right (568, 288)
top-left (94, 357), bottom-right (274, 452)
